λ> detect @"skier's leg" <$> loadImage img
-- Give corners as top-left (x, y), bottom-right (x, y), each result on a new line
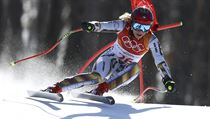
top-left (108, 63), bottom-right (140, 90)
top-left (92, 49), bottom-right (118, 80)
top-left (43, 49), bottom-right (115, 94)
top-left (43, 72), bottom-right (103, 93)
top-left (92, 62), bottom-right (140, 95)
top-left (89, 49), bottom-right (121, 95)
top-left (92, 63), bottom-right (140, 95)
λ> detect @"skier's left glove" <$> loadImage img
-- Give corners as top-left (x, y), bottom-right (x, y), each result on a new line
top-left (81, 22), bottom-right (95, 32)
top-left (81, 21), bottom-right (101, 32)
top-left (162, 76), bottom-right (176, 93)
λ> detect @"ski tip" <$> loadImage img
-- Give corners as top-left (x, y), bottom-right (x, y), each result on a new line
top-left (106, 96), bottom-right (115, 105)
top-left (58, 94), bottom-right (64, 102)
top-left (27, 90), bottom-right (35, 97)
top-left (27, 90), bottom-right (64, 102)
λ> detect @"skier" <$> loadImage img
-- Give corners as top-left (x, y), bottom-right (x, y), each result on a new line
top-left (43, 6), bottom-right (176, 96)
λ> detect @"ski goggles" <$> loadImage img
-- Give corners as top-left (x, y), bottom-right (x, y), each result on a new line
top-left (131, 22), bottom-right (151, 32)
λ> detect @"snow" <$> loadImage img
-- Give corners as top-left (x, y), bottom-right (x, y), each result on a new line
top-left (0, 61), bottom-right (209, 119)
top-left (1, 93), bottom-right (209, 119)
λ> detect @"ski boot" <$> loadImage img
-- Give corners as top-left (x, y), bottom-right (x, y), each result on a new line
top-left (89, 82), bottom-right (110, 96)
top-left (42, 83), bottom-right (62, 93)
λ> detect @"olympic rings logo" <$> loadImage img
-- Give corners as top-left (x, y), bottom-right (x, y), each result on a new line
top-left (122, 36), bottom-right (144, 52)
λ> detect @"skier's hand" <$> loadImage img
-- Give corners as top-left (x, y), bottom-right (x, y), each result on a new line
top-left (162, 76), bottom-right (176, 93)
top-left (81, 22), bottom-right (95, 32)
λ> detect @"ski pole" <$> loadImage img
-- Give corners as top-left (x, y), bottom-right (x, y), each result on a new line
top-left (134, 86), bottom-right (167, 103)
top-left (10, 28), bottom-right (83, 66)
top-left (156, 21), bottom-right (183, 32)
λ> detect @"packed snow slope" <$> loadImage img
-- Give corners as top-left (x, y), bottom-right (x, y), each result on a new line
top-left (0, 60), bottom-right (209, 119)
top-left (1, 92), bottom-right (210, 119)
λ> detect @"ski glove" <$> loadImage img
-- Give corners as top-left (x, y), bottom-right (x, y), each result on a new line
top-left (162, 76), bottom-right (176, 93)
top-left (81, 22), bottom-right (96, 32)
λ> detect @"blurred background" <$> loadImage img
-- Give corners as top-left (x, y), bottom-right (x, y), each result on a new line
top-left (0, 0), bottom-right (209, 105)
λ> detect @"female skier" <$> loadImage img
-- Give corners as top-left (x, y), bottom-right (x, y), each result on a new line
top-left (43, 6), bottom-right (176, 95)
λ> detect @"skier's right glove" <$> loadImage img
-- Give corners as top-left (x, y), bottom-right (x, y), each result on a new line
top-left (81, 22), bottom-right (96, 32)
top-left (162, 76), bottom-right (176, 93)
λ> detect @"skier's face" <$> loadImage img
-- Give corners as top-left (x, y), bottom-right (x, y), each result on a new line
top-left (131, 22), bottom-right (151, 39)
top-left (132, 29), bottom-right (146, 39)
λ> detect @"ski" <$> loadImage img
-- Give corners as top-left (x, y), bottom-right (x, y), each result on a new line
top-left (71, 92), bottom-right (115, 105)
top-left (27, 90), bottom-right (64, 102)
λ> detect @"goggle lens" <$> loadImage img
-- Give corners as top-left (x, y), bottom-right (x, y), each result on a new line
top-left (132, 23), bottom-right (151, 32)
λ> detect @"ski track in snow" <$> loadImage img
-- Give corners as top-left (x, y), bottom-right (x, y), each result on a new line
top-left (1, 92), bottom-right (210, 119)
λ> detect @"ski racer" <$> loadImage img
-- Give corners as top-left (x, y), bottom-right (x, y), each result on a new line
top-left (43, 6), bottom-right (176, 96)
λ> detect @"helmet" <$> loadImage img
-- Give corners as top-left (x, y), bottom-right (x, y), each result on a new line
top-left (131, 6), bottom-right (154, 25)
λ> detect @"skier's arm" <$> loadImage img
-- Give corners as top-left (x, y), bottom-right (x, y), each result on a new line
top-left (149, 35), bottom-right (176, 92)
top-left (81, 20), bottom-right (126, 32)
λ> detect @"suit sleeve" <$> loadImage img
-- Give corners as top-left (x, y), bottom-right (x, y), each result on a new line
top-left (90, 20), bottom-right (126, 32)
top-left (149, 34), bottom-right (172, 78)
